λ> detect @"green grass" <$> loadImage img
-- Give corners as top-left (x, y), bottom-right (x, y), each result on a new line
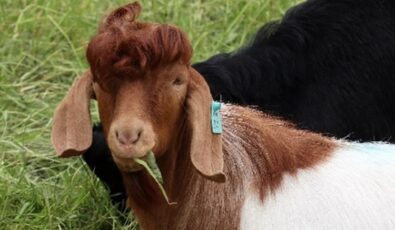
top-left (0, 0), bottom-right (302, 229)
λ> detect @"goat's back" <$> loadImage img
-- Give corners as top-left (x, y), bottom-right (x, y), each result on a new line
top-left (194, 0), bottom-right (395, 142)
top-left (240, 142), bottom-right (395, 229)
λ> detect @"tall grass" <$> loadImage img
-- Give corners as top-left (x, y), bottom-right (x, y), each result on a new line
top-left (0, 0), bottom-right (302, 229)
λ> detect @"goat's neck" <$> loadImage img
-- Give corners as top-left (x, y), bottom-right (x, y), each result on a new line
top-left (121, 115), bottom-right (196, 228)
top-left (156, 117), bottom-right (191, 199)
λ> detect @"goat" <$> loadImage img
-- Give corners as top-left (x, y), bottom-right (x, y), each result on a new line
top-left (52, 3), bottom-right (395, 229)
top-left (83, 0), bottom-right (395, 212)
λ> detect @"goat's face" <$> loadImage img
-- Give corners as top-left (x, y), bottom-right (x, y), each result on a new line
top-left (51, 2), bottom-right (225, 182)
top-left (93, 64), bottom-right (190, 171)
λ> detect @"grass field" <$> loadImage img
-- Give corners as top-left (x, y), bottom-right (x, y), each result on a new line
top-left (0, 0), bottom-right (302, 229)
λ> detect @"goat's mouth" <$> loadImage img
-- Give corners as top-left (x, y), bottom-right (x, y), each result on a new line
top-left (112, 155), bottom-right (145, 172)
top-left (111, 143), bottom-right (157, 173)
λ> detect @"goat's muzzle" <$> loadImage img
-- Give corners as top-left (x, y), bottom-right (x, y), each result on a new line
top-left (107, 119), bottom-right (156, 172)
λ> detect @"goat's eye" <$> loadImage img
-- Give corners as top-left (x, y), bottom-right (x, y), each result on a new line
top-left (172, 77), bottom-right (183, 86)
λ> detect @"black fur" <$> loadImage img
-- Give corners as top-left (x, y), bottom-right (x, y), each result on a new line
top-left (83, 0), bottom-right (395, 213)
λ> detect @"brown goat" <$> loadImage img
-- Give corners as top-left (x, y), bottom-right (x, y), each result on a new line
top-left (52, 2), bottom-right (395, 229)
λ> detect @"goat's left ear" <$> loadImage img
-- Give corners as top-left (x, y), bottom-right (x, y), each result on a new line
top-left (51, 71), bottom-right (94, 157)
top-left (186, 68), bottom-right (225, 182)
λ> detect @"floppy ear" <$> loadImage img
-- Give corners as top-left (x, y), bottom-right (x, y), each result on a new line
top-left (51, 71), bottom-right (94, 157)
top-left (186, 68), bottom-right (225, 182)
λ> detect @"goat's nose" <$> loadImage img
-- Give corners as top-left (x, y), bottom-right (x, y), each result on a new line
top-left (115, 127), bottom-right (143, 146)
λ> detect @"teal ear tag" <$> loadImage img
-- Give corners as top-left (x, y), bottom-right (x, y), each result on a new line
top-left (211, 101), bottom-right (223, 134)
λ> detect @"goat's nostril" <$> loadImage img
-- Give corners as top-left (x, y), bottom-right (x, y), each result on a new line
top-left (132, 129), bottom-right (142, 144)
top-left (115, 128), bottom-right (143, 146)
top-left (115, 129), bottom-right (128, 145)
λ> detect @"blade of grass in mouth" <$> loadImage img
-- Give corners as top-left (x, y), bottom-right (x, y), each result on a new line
top-left (134, 151), bottom-right (176, 205)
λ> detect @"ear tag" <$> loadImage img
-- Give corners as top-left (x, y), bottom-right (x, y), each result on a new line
top-left (211, 101), bottom-right (223, 134)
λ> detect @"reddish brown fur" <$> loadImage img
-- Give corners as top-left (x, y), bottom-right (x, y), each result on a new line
top-left (86, 2), bottom-right (192, 92)
top-left (85, 2), bottom-right (337, 229)
top-left (120, 106), bottom-right (336, 230)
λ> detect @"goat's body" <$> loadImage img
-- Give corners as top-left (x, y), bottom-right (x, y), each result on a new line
top-left (122, 105), bottom-right (393, 229)
top-left (125, 105), bottom-right (395, 229)
top-left (196, 0), bottom-right (395, 142)
top-left (241, 142), bottom-right (395, 230)
top-left (123, 104), bottom-right (332, 229)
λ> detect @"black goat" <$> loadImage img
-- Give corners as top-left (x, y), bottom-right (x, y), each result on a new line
top-left (83, 0), bottom-right (395, 213)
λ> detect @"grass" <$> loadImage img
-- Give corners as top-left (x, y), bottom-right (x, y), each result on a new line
top-left (0, 0), bottom-right (303, 229)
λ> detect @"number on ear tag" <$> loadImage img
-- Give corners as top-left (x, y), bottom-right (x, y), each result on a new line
top-left (211, 101), bottom-right (223, 134)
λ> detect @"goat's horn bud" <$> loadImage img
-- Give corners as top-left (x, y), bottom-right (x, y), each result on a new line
top-left (105, 1), bottom-right (142, 26)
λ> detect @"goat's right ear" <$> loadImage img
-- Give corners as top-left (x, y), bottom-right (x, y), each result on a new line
top-left (51, 71), bottom-right (94, 157)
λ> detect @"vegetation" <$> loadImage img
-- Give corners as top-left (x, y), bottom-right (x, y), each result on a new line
top-left (0, 0), bottom-right (302, 229)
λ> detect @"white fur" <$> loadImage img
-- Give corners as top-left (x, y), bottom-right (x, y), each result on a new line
top-left (240, 142), bottom-right (395, 230)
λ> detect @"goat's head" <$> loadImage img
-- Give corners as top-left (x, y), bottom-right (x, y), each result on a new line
top-left (51, 2), bottom-right (225, 182)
